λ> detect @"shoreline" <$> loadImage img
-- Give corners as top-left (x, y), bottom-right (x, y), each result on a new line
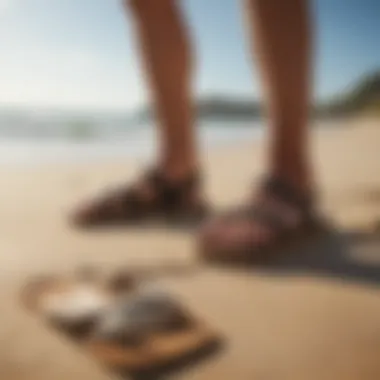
top-left (0, 116), bottom-right (364, 168)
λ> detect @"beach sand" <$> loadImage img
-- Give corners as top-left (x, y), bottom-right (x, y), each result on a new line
top-left (0, 118), bottom-right (380, 380)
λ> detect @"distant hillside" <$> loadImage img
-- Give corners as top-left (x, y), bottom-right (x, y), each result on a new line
top-left (134, 70), bottom-right (380, 123)
top-left (321, 71), bottom-right (380, 117)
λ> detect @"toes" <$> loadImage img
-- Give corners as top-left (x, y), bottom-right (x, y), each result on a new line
top-left (71, 202), bottom-right (98, 227)
top-left (199, 217), bottom-right (274, 261)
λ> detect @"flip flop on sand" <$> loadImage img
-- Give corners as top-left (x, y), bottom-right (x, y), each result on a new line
top-left (200, 177), bottom-right (326, 264)
top-left (21, 270), bottom-right (220, 374)
top-left (71, 169), bottom-right (208, 228)
top-left (21, 270), bottom-right (129, 338)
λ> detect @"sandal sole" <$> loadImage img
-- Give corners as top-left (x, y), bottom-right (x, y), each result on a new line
top-left (199, 220), bottom-right (331, 266)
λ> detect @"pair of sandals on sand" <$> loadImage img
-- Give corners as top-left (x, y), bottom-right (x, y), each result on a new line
top-left (23, 169), bottom-right (324, 374)
top-left (73, 168), bottom-right (322, 263)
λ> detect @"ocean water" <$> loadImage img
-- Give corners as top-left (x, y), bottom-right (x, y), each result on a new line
top-left (0, 110), bottom-right (263, 165)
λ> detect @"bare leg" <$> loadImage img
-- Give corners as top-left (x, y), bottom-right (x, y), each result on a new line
top-left (126, 0), bottom-right (197, 181)
top-left (200, 0), bottom-right (318, 262)
top-left (71, 0), bottom-right (204, 227)
top-left (246, 0), bottom-right (313, 192)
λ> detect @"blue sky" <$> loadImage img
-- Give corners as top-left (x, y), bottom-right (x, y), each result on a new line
top-left (0, 0), bottom-right (379, 110)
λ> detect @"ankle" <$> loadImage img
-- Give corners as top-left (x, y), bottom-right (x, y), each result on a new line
top-left (159, 161), bottom-right (199, 184)
top-left (270, 165), bottom-right (313, 197)
top-left (151, 165), bottom-right (204, 207)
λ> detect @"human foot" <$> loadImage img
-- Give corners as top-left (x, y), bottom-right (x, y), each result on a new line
top-left (199, 176), bottom-right (324, 264)
top-left (71, 168), bottom-right (208, 228)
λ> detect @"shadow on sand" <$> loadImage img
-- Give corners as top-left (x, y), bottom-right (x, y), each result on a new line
top-left (225, 228), bottom-right (380, 287)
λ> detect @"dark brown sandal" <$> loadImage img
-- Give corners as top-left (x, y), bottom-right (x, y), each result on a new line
top-left (199, 177), bottom-right (326, 264)
top-left (72, 169), bottom-right (208, 227)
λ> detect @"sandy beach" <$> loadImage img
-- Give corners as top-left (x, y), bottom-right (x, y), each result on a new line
top-left (0, 119), bottom-right (380, 380)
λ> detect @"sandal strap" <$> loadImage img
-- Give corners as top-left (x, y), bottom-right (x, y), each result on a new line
top-left (225, 177), bottom-right (314, 229)
top-left (112, 168), bottom-right (200, 214)
top-left (255, 177), bottom-right (315, 228)
top-left (147, 168), bottom-right (200, 194)
top-left (262, 176), bottom-right (314, 211)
